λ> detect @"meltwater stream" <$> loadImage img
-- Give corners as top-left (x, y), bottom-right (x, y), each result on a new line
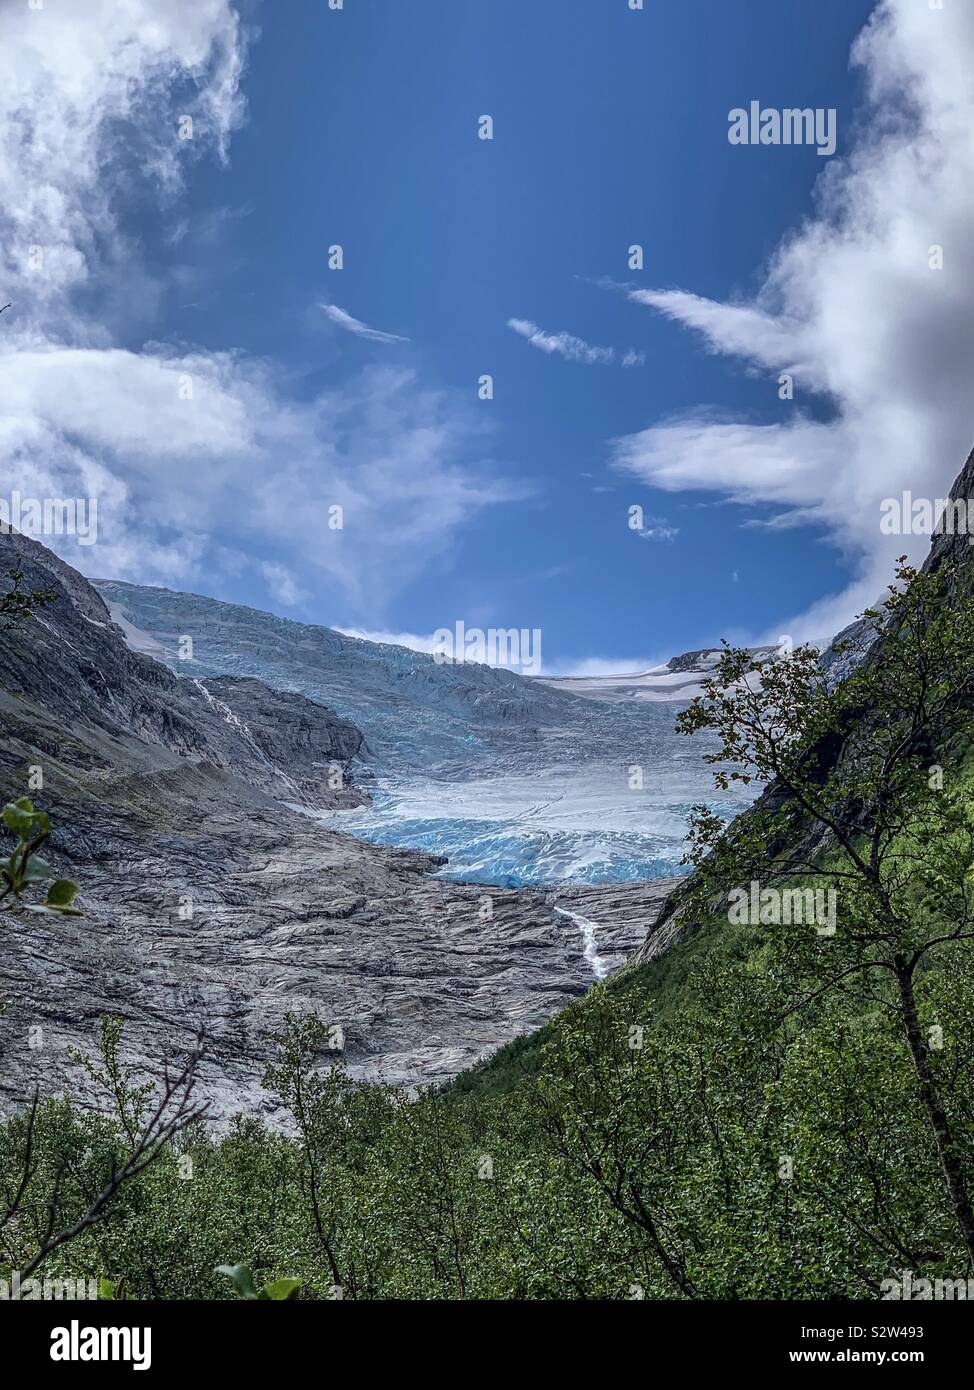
top-left (553, 906), bottom-right (611, 979)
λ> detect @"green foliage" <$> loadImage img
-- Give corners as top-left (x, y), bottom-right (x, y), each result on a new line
top-left (674, 560), bottom-right (974, 1262)
top-left (2, 950), bottom-right (972, 1301)
top-left (0, 799), bottom-right (81, 915)
top-left (217, 1264), bottom-right (302, 1300)
top-left (99, 1278), bottom-right (134, 1301)
top-left (67, 1015), bottom-right (154, 1145)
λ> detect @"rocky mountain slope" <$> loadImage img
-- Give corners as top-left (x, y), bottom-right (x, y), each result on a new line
top-left (0, 534), bottom-right (367, 811)
top-left (629, 443), bottom-right (974, 970)
top-left (0, 531), bottom-right (673, 1118)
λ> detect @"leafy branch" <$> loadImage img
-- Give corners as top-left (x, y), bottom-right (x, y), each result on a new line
top-left (0, 562), bottom-right (57, 633)
top-left (2, 1042), bottom-right (208, 1281)
top-left (0, 799), bottom-right (80, 916)
top-left (216, 1264), bottom-right (303, 1300)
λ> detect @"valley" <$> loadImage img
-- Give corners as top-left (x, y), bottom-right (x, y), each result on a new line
top-left (0, 530), bottom-right (693, 1116)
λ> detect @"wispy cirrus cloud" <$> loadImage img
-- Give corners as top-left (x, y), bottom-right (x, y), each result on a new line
top-left (634, 515), bottom-right (679, 542)
top-left (321, 303), bottom-right (410, 344)
top-left (508, 317), bottom-right (644, 368)
top-left (1, 345), bottom-right (523, 613)
top-left (610, 0), bottom-right (974, 640)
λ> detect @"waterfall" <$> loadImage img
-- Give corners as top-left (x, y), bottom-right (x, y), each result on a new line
top-left (554, 905), bottom-right (609, 980)
top-left (192, 679), bottom-right (311, 807)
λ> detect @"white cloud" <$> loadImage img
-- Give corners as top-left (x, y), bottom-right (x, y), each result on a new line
top-left (260, 562), bottom-right (307, 608)
top-left (334, 627), bottom-right (442, 654)
top-left (0, 0), bottom-right (246, 330)
top-left (508, 318), bottom-right (643, 367)
top-left (627, 290), bottom-right (812, 380)
top-left (611, 0), bottom-right (974, 639)
top-left (321, 304), bottom-right (409, 344)
top-left (0, 345), bottom-right (523, 611)
top-left (0, 1), bottom-right (519, 620)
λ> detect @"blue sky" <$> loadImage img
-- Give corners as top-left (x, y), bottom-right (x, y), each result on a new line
top-left (5, 1), bottom-right (973, 674)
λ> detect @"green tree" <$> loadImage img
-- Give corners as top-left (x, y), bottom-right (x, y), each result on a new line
top-left (678, 560), bottom-right (974, 1264)
top-left (263, 1012), bottom-right (393, 1298)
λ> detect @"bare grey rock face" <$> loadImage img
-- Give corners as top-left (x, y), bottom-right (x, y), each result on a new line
top-left (0, 531), bottom-right (366, 809)
top-left (0, 531), bottom-right (672, 1119)
top-left (0, 785), bottom-right (658, 1120)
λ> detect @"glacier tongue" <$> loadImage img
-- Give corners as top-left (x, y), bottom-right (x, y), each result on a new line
top-left (311, 761), bottom-right (752, 887)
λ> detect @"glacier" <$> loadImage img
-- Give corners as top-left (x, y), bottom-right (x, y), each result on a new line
top-left (308, 729), bottom-right (752, 888)
top-left (94, 579), bottom-right (757, 888)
